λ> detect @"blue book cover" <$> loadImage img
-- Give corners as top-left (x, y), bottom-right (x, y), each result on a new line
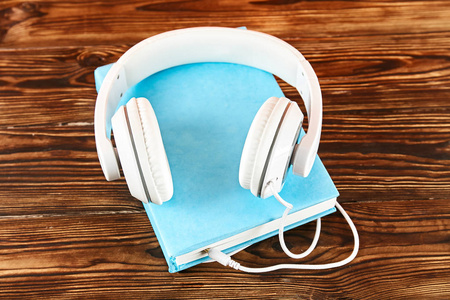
top-left (95, 62), bottom-right (338, 272)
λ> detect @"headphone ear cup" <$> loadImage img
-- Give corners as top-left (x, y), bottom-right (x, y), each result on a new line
top-left (239, 97), bottom-right (290, 197)
top-left (112, 97), bottom-right (173, 204)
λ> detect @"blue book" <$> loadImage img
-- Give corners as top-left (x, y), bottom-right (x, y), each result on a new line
top-left (95, 62), bottom-right (338, 272)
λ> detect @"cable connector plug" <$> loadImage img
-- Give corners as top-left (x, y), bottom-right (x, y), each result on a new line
top-left (206, 248), bottom-right (241, 270)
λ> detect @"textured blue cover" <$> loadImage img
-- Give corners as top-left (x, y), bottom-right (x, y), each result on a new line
top-left (95, 62), bottom-right (338, 272)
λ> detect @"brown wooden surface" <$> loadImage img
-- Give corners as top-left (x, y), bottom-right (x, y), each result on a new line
top-left (1, 0), bottom-right (449, 299)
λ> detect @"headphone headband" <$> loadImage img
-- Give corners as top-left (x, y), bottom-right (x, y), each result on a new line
top-left (94, 27), bottom-right (322, 181)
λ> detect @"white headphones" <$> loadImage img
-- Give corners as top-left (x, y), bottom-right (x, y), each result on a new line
top-left (94, 27), bottom-right (359, 273)
top-left (94, 27), bottom-right (323, 205)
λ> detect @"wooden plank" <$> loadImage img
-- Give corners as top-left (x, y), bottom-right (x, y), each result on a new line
top-left (0, 0), bottom-right (449, 298)
top-left (0, 200), bottom-right (448, 299)
top-left (0, 122), bottom-right (143, 215)
top-left (1, 1), bottom-right (450, 48)
top-left (0, 45), bottom-right (120, 127)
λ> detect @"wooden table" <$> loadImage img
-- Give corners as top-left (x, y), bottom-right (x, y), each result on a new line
top-left (1, 1), bottom-right (449, 298)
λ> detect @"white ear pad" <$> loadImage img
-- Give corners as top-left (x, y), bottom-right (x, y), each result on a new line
top-left (239, 97), bottom-right (288, 196)
top-left (111, 97), bottom-right (173, 205)
top-left (239, 97), bottom-right (278, 191)
top-left (239, 97), bottom-right (303, 198)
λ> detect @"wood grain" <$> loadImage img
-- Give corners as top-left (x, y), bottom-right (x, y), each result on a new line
top-left (0, 200), bottom-right (448, 299)
top-left (1, 0), bottom-right (449, 47)
top-left (0, 0), bottom-right (449, 299)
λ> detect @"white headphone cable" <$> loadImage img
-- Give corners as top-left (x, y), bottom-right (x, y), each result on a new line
top-left (269, 182), bottom-right (322, 259)
top-left (206, 183), bottom-right (359, 273)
